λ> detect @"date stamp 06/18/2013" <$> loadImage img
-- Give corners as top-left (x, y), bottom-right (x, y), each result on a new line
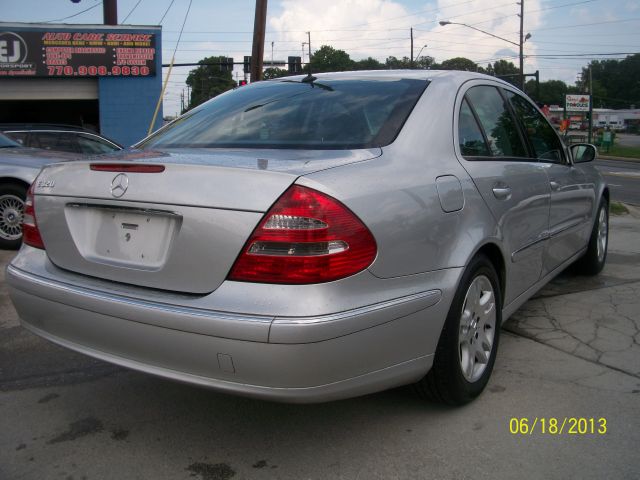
top-left (509, 417), bottom-right (607, 436)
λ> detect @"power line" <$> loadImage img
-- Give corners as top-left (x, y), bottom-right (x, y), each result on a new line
top-left (158, 0), bottom-right (176, 24)
top-left (122, 0), bottom-right (143, 23)
top-left (42, 1), bottom-right (102, 23)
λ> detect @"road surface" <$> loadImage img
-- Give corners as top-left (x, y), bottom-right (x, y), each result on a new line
top-left (595, 158), bottom-right (640, 206)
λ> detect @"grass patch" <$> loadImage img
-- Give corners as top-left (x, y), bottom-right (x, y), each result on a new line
top-left (598, 144), bottom-right (640, 159)
top-left (610, 201), bottom-right (629, 215)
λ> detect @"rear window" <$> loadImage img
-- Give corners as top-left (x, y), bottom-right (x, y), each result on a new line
top-left (139, 78), bottom-right (428, 150)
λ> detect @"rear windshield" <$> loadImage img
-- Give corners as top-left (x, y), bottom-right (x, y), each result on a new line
top-left (139, 78), bottom-right (428, 150)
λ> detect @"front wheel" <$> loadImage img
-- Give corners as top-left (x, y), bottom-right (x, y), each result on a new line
top-left (0, 183), bottom-right (27, 250)
top-left (575, 198), bottom-right (608, 275)
top-left (415, 254), bottom-right (502, 405)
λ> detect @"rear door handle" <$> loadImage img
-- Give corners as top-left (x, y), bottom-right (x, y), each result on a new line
top-left (550, 181), bottom-right (560, 191)
top-left (492, 186), bottom-right (511, 199)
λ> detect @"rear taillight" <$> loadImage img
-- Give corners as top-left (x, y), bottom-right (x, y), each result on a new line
top-left (228, 185), bottom-right (377, 284)
top-left (22, 184), bottom-right (45, 249)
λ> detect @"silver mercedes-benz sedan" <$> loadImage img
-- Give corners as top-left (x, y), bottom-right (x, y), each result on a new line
top-left (7, 71), bottom-right (608, 405)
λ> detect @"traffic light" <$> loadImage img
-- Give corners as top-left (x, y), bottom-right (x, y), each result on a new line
top-left (288, 56), bottom-right (302, 74)
top-left (221, 57), bottom-right (234, 72)
top-left (244, 56), bottom-right (251, 74)
top-left (239, 79), bottom-right (248, 86)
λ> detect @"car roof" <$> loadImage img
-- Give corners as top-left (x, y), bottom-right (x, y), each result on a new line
top-left (273, 69), bottom-right (514, 87)
top-left (0, 123), bottom-right (96, 133)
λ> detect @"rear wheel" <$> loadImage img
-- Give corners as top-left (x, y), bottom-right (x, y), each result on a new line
top-left (415, 254), bottom-right (501, 405)
top-left (0, 183), bottom-right (27, 250)
top-left (575, 198), bottom-right (608, 275)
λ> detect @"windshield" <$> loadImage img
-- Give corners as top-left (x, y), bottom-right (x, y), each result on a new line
top-left (0, 133), bottom-right (21, 148)
top-left (139, 77), bottom-right (428, 150)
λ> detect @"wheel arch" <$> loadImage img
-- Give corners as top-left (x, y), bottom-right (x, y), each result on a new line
top-left (471, 242), bottom-right (506, 308)
top-left (0, 177), bottom-right (30, 191)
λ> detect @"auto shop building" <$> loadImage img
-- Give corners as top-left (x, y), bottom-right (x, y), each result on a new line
top-left (0, 22), bottom-right (162, 147)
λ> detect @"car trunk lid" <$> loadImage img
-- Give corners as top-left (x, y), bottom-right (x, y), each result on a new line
top-left (31, 148), bottom-right (380, 294)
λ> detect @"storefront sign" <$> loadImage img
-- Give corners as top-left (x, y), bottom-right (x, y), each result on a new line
top-left (0, 26), bottom-right (157, 78)
top-left (565, 94), bottom-right (590, 112)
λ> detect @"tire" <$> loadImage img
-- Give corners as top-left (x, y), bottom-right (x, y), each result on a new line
top-left (415, 254), bottom-right (502, 405)
top-left (0, 183), bottom-right (27, 250)
top-left (574, 198), bottom-right (608, 276)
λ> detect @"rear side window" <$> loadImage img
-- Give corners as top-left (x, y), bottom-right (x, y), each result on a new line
top-left (506, 91), bottom-right (565, 162)
top-left (77, 134), bottom-right (119, 154)
top-left (138, 78), bottom-right (428, 150)
top-left (464, 86), bottom-right (527, 158)
top-left (30, 132), bottom-right (79, 153)
top-left (5, 131), bottom-right (27, 145)
top-left (459, 99), bottom-right (490, 156)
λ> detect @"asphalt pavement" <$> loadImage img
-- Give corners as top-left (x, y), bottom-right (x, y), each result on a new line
top-left (2, 210), bottom-right (640, 480)
top-left (595, 158), bottom-right (640, 206)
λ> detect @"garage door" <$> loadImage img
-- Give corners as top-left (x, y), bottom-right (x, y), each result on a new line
top-left (0, 78), bottom-right (98, 100)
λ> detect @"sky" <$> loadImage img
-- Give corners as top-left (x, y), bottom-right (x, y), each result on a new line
top-left (3, 0), bottom-right (639, 117)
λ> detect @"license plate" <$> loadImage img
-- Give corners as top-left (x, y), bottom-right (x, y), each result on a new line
top-left (65, 205), bottom-right (180, 269)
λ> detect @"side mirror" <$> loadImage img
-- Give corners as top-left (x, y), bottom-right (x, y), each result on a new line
top-left (570, 143), bottom-right (597, 163)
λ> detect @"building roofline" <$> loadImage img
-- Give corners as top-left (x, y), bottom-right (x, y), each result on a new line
top-left (0, 22), bottom-right (161, 30)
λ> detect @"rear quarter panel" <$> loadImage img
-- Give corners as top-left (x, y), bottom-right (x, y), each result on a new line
top-left (300, 75), bottom-right (501, 280)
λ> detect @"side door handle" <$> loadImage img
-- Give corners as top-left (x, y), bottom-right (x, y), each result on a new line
top-left (492, 186), bottom-right (512, 199)
top-left (550, 181), bottom-right (560, 191)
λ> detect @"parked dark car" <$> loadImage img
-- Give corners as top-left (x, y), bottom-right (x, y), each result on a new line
top-left (1, 124), bottom-right (122, 155)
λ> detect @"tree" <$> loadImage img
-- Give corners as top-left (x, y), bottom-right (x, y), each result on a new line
top-left (439, 57), bottom-right (479, 72)
top-left (263, 67), bottom-right (289, 79)
top-left (490, 60), bottom-right (520, 86)
top-left (524, 79), bottom-right (571, 106)
top-left (581, 54), bottom-right (640, 108)
top-left (185, 56), bottom-right (236, 111)
top-left (415, 55), bottom-right (436, 69)
top-left (353, 57), bottom-right (384, 70)
top-left (385, 56), bottom-right (411, 69)
top-left (309, 45), bottom-right (354, 73)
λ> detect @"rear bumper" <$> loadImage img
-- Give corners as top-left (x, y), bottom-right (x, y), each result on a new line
top-left (7, 252), bottom-right (458, 403)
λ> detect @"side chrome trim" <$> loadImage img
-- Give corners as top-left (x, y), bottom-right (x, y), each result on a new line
top-left (270, 290), bottom-right (442, 344)
top-left (547, 217), bottom-right (590, 238)
top-left (511, 232), bottom-right (549, 262)
top-left (8, 264), bottom-right (442, 345)
top-left (7, 264), bottom-right (273, 342)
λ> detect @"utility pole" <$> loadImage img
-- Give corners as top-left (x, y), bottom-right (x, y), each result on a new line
top-left (519, 0), bottom-right (524, 89)
top-left (410, 27), bottom-right (414, 68)
top-left (250, 0), bottom-right (268, 82)
top-left (306, 31), bottom-right (312, 73)
top-left (103, 0), bottom-right (118, 25)
top-left (271, 41), bottom-right (274, 67)
top-left (588, 66), bottom-right (593, 143)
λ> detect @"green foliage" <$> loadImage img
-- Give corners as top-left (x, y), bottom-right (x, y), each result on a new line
top-left (439, 57), bottom-right (479, 72)
top-left (385, 56), bottom-right (411, 69)
top-left (309, 45), bottom-right (354, 73)
top-left (584, 54), bottom-right (640, 108)
top-left (263, 67), bottom-right (289, 79)
top-left (524, 79), bottom-right (573, 106)
top-left (353, 57), bottom-right (384, 70)
top-left (185, 56), bottom-right (236, 111)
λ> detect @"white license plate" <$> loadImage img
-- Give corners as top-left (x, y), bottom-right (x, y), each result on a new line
top-left (65, 205), bottom-right (180, 269)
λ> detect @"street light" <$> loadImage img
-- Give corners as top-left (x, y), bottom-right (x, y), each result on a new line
top-left (415, 44), bottom-right (428, 67)
top-left (439, 20), bottom-right (531, 88)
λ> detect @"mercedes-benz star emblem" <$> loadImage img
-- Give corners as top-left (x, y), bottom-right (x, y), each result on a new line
top-left (110, 173), bottom-right (129, 198)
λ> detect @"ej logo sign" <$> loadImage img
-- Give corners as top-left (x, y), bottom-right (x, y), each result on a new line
top-left (0, 32), bottom-right (27, 63)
